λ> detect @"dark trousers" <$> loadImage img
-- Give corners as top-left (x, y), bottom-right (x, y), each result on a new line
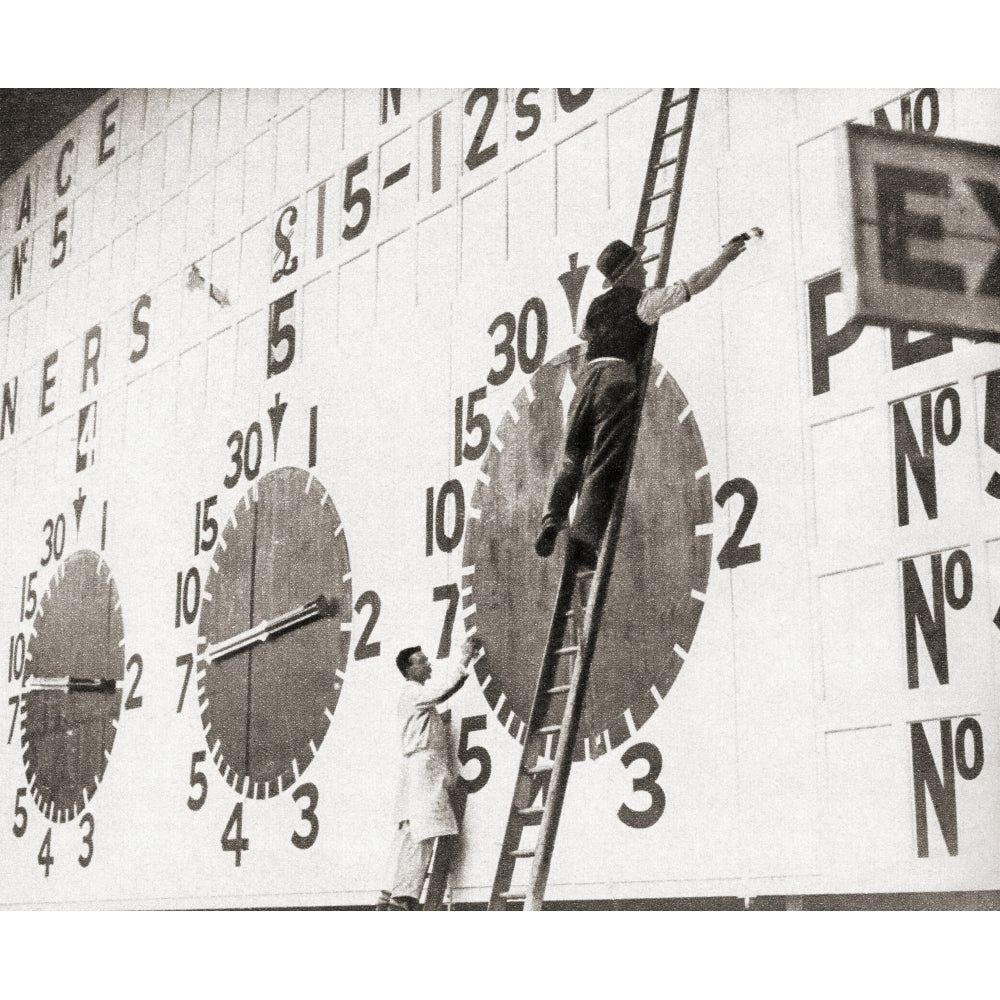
top-left (542, 360), bottom-right (638, 550)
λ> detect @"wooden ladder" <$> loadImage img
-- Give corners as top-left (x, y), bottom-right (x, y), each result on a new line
top-left (486, 88), bottom-right (700, 911)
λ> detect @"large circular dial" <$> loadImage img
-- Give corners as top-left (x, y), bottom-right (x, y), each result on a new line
top-left (463, 345), bottom-right (713, 760)
top-left (197, 466), bottom-right (353, 799)
top-left (21, 549), bottom-right (124, 823)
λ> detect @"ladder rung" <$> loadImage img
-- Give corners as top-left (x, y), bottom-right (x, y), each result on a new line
top-left (501, 890), bottom-right (527, 901)
top-left (546, 684), bottom-right (570, 696)
top-left (526, 759), bottom-right (555, 775)
top-left (667, 94), bottom-right (690, 109)
top-left (554, 645), bottom-right (579, 657)
top-left (535, 724), bottom-right (562, 736)
top-left (647, 186), bottom-right (673, 202)
top-left (509, 848), bottom-right (535, 859)
top-left (641, 253), bottom-right (659, 264)
top-left (660, 124), bottom-right (684, 140)
top-left (576, 569), bottom-right (595, 580)
top-left (518, 805), bottom-right (545, 818)
top-left (643, 220), bottom-right (668, 235)
top-left (656, 156), bottom-right (678, 170)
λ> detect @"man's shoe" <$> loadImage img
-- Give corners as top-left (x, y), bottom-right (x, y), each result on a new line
top-left (388, 895), bottom-right (419, 911)
top-left (534, 521), bottom-right (561, 557)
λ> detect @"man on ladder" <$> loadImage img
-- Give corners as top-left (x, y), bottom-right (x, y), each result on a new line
top-left (534, 234), bottom-right (749, 568)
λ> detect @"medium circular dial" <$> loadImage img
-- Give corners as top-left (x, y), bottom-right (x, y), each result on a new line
top-left (21, 549), bottom-right (124, 822)
top-left (463, 345), bottom-right (713, 760)
top-left (197, 466), bottom-right (353, 799)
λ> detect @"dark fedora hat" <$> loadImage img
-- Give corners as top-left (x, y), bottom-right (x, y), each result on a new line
top-left (597, 239), bottom-right (646, 288)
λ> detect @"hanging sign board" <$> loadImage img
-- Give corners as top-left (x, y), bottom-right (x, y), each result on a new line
top-left (839, 122), bottom-right (1000, 342)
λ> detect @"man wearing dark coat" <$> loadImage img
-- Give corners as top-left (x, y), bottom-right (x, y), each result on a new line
top-left (535, 235), bottom-right (748, 568)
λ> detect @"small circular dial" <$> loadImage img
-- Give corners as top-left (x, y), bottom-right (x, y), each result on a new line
top-left (197, 466), bottom-right (353, 799)
top-left (463, 345), bottom-right (713, 760)
top-left (21, 550), bottom-right (124, 822)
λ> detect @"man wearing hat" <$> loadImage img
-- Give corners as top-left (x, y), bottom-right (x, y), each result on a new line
top-left (535, 235), bottom-right (748, 568)
top-left (377, 636), bottom-right (485, 910)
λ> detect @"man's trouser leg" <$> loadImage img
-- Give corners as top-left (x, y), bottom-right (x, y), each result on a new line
top-left (570, 368), bottom-right (638, 551)
top-left (541, 378), bottom-right (591, 530)
top-left (390, 820), bottom-right (432, 908)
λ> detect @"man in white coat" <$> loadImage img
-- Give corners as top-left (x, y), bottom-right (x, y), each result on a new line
top-left (379, 636), bottom-right (484, 911)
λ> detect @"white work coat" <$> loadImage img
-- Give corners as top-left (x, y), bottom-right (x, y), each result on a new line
top-left (392, 677), bottom-right (459, 843)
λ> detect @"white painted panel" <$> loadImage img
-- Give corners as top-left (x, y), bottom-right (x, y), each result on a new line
top-left (508, 153), bottom-right (553, 264)
top-left (243, 132), bottom-right (275, 217)
top-left (555, 122), bottom-right (605, 247)
top-left (824, 726), bottom-right (909, 879)
top-left (376, 230), bottom-right (416, 337)
top-left (460, 179), bottom-right (505, 291)
top-left (819, 564), bottom-right (899, 710)
top-left (308, 90), bottom-right (343, 177)
top-left (164, 113), bottom-right (191, 192)
top-left (417, 207), bottom-right (456, 311)
top-left (811, 408), bottom-right (887, 564)
top-left (275, 109), bottom-right (308, 204)
top-left (337, 250), bottom-right (375, 367)
top-left (190, 92), bottom-right (220, 177)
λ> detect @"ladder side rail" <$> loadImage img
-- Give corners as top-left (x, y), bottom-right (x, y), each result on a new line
top-left (631, 89), bottom-right (675, 244)
top-left (486, 558), bottom-right (579, 909)
top-left (525, 88), bottom-right (699, 911)
top-left (653, 91), bottom-right (698, 288)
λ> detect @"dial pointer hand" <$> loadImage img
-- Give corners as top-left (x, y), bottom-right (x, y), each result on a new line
top-left (24, 677), bottom-right (120, 694)
top-left (206, 594), bottom-right (340, 665)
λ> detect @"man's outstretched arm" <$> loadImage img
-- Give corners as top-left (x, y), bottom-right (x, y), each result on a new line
top-left (637, 237), bottom-right (747, 324)
top-left (416, 638), bottom-right (485, 707)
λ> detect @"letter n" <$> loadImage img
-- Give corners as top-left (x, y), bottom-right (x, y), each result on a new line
top-left (1, 377), bottom-right (17, 439)
top-left (910, 720), bottom-right (958, 858)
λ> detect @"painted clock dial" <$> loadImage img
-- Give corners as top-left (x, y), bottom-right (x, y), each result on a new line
top-left (197, 466), bottom-right (353, 799)
top-left (463, 345), bottom-right (713, 760)
top-left (21, 549), bottom-right (124, 823)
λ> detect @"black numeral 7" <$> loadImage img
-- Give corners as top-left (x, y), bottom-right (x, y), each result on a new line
top-left (176, 653), bottom-right (194, 713)
top-left (7, 695), bottom-right (20, 745)
top-left (433, 584), bottom-right (460, 659)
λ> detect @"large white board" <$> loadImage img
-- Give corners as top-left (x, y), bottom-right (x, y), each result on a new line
top-left (0, 87), bottom-right (997, 908)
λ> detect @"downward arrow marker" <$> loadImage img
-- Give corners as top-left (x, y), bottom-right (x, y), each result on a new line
top-left (268, 393), bottom-right (288, 459)
top-left (558, 252), bottom-right (589, 335)
top-left (72, 488), bottom-right (86, 535)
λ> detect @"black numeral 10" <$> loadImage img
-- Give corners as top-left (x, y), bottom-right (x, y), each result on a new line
top-left (175, 567), bottom-right (201, 627)
top-left (426, 480), bottom-right (466, 555)
top-left (8, 633), bottom-right (25, 683)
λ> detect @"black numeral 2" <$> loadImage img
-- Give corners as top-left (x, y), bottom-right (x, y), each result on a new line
top-left (715, 477), bottom-right (761, 570)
